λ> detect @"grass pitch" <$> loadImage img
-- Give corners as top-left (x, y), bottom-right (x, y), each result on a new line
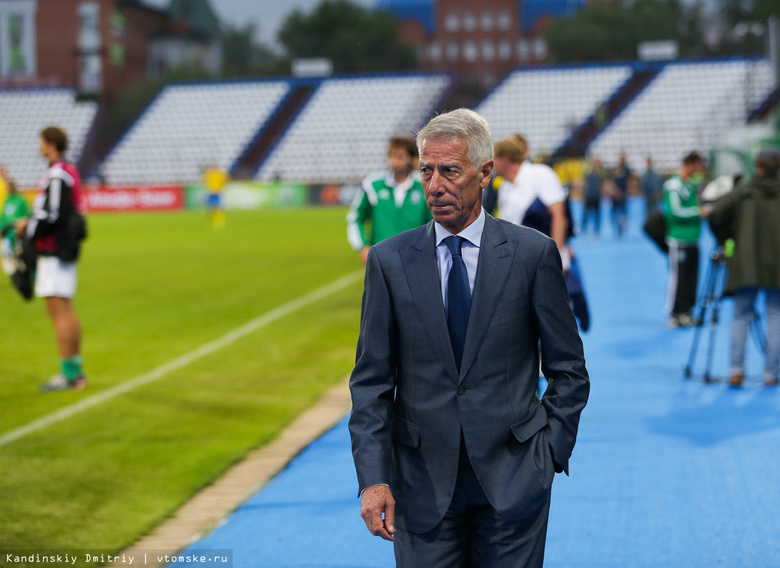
top-left (0, 207), bottom-right (364, 560)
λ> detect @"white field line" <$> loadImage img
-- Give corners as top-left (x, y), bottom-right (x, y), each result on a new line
top-left (0, 270), bottom-right (364, 449)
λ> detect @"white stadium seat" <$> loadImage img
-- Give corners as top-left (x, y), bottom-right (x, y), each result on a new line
top-left (101, 80), bottom-right (291, 185)
top-left (589, 59), bottom-right (774, 172)
top-left (256, 74), bottom-right (451, 184)
top-left (476, 64), bottom-right (633, 157)
top-left (0, 89), bottom-right (98, 188)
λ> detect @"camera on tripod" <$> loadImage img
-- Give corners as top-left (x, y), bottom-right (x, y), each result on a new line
top-left (684, 177), bottom-right (764, 383)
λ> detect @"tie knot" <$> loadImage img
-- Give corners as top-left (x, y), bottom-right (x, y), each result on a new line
top-left (444, 235), bottom-right (463, 257)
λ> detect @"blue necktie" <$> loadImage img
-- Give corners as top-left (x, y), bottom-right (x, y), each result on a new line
top-left (444, 236), bottom-right (471, 369)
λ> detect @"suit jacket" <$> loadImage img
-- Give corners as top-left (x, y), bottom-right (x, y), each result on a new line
top-left (349, 213), bottom-right (589, 534)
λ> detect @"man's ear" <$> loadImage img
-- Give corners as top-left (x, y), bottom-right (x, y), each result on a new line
top-left (480, 160), bottom-right (494, 189)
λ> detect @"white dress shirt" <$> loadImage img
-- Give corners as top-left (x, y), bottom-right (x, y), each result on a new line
top-left (434, 208), bottom-right (485, 311)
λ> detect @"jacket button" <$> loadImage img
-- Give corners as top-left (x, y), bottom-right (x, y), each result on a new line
top-left (457, 387), bottom-right (465, 395)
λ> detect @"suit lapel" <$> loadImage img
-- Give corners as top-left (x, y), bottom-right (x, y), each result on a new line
top-left (459, 215), bottom-right (514, 382)
top-left (401, 222), bottom-right (460, 384)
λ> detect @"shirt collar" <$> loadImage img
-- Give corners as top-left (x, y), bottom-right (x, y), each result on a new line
top-left (434, 207), bottom-right (485, 248)
top-left (384, 170), bottom-right (414, 191)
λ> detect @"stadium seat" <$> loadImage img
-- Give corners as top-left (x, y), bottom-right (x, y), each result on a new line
top-left (476, 65), bottom-right (633, 157)
top-left (100, 80), bottom-right (291, 184)
top-left (589, 59), bottom-right (774, 172)
top-left (0, 88), bottom-right (98, 188)
top-left (256, 74), bottom-right (451, 184)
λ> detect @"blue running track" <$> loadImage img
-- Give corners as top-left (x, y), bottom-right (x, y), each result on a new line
top-left (183, 199), bottom-right (780, 567)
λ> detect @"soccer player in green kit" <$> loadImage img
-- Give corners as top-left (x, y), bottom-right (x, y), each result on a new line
top-left (347, 137), bottom-right (432, 264)
top-left (0, 172), bottom-right (30, 276)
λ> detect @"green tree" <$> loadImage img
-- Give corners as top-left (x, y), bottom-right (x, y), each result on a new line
top-left (719, 0), bottom-right (777, 56)
top-left (545, 0), bottom-right (704, 63)
top-left (222, 23), bottom-right (285, 77)
top-left (278, 0), bottom-right (417, 73)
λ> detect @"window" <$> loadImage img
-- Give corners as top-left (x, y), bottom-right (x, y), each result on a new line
top-left (447, 41), bottom-right (459, 62)
top-left (533, 38), bottom-right (547, 60)
top-left (482, 40), bottom-right (495, 62)
top-left (429, 42), bottom-right (442, 62)
top-left (481, 12), bottom-right (494, 31)
top-left (0, 0), bottom-right (37, 77)
top-left (445, 13), bottom-right (459, 32)
top-left (499, 39), bottom-right (512, 61)
top-left (517, 39), bottom-right (530, 62)
top-left (463, 41), bottom-right (478, 62)
top-left (463, 12), bottom-right (476, 32)
top-left (498, 10), bottom-right (512, 30)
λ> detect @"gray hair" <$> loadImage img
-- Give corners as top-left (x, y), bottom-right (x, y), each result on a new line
top-left (416, 109), bottom-right (494, 171)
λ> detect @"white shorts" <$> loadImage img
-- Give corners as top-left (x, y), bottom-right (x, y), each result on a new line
top-left (35, 256), bottom-right (78, 298)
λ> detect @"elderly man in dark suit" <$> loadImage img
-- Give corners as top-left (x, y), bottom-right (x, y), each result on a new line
top-left (349, 109), bottom-right (590, 567)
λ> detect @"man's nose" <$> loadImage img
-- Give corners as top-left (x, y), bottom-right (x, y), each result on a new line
top-left (427, 170), bottom-right (445, 194)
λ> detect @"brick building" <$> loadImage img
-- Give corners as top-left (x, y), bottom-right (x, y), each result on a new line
top-left (0, 0), bottom-right (220, 97)
top-left (380, 0), bottom-right (583, 87)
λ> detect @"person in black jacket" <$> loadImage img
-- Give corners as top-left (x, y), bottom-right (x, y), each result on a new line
top-left (16, 127), bottom-right (87, 391)
top-left (709, 147), bottom-right (780, 387)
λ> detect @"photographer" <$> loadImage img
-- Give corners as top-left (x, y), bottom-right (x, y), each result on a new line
top-left (709, 147), bottom-right (780, 387)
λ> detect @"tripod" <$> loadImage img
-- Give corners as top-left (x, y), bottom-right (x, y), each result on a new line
top-left (684, 248), bottom-right (765, 382)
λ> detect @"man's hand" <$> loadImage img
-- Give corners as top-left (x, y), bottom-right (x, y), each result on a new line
top-left (14, 219), bottom-right (27, 238)
top-left (360, 484), bottom-right (396, 541)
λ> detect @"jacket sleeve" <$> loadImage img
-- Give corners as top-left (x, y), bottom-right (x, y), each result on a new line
top-left (346, 185), bottom-right (373, 251)
top-left (663, 178), bottom-right (699, 221)
top-left (532, 238), bottom-right (590, 475)
top-left (348, 246), bottom-right (398, 495)
top-left (26, 176), bottom-right (62, 240)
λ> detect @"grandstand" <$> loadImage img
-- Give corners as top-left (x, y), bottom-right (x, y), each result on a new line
top-left (589, 58), bottom-right (775, 172)
top-left (475, 64), bottom-right (633, 157)
top-left (100, 80), bottom-right (291, 185)
top-left (256, 74), bottom-right (452, 184)
top-left (0, 89), bottom-right (98, 188)
top-left (2, 59), bottom-right (775, 188)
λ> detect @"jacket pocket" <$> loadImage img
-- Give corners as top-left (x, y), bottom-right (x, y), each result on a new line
top-left (509, 403), bottom-right (549, 443)
top-left (393, 416), bottom-right (421, 448)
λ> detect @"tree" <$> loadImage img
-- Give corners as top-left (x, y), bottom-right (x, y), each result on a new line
top-left (545, 0), bottom-right (704, 63)
top-left (278, 0), bottom-right (417, 73)
top-left (222, 23), bottom-right (285, 77)
top-left (719, 0), bottom-right (776, 56)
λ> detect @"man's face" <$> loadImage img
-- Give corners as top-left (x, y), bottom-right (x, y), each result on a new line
top-left (492, 155), bottom-right (512, 178)
top-left (387, 147), bottom-right (413, 177)
top-left (684, 159), bottom-right (704, 178)
top-left (39, 137), bottom-right (55, 161)
top-left (419, 138), bottom-right (492, 234)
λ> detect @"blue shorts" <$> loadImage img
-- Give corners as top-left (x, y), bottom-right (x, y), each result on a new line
top-left (206, 193), bottom-right (222, 208)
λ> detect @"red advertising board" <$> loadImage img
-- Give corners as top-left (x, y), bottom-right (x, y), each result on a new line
top-left (84, 185), bottom-right (184, 212)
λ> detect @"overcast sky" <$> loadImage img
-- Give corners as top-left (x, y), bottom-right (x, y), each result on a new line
top-left (144, 0), bottom-right (377, 48)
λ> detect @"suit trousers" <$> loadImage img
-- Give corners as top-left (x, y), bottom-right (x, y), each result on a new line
top-left (393, 437), bottom-right (551, 568)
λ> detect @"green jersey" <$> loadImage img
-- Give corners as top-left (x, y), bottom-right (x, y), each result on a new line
top-left (663, 174), bottom-right (701, 244)
top-left (0, 193), bottom-right (30, 254)
top-left (347, 170), bottom-right (432, 250)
